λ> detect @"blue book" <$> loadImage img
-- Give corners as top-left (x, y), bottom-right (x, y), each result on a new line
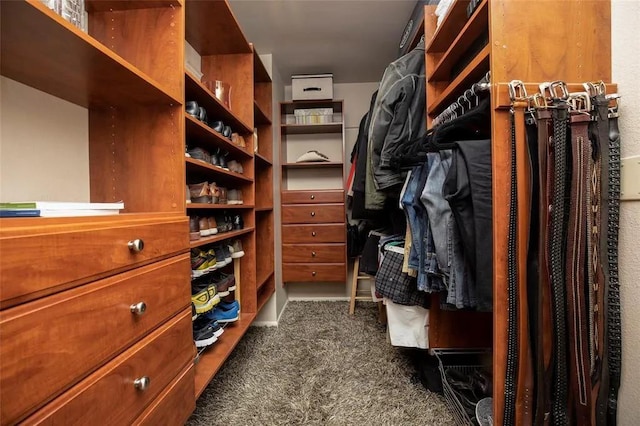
top-left (0, 209), bottom-right (41, 217)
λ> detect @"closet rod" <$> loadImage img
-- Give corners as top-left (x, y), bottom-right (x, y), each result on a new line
top-left (432, 71), bottom-right (491, 127)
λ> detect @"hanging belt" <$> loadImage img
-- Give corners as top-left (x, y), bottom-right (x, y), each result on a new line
top-left (565, 94), bottom-right (593, 424)
top-left (534, 100), bottom-right (554, 426)
top-left (605, 96), bottom-right (622, 426)
top-left (549, 99), bottom-right (570, 426)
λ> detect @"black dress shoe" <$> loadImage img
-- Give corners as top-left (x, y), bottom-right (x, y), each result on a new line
top-left (210, 120), bottom-right (224, 134)
top-left (232, 214), bottom-right (244, 230)
top-left (197, 106), bottom-right (208, 123)
top-left (223, 125), bottom-right (232, 139)
top-left (219, 151), bottom-right (229, 170)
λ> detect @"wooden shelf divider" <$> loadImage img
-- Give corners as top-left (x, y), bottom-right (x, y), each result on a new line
top-left (254, 101), bottom-right (272, 125)
top-left (190, 227), bottom-right (255, 249)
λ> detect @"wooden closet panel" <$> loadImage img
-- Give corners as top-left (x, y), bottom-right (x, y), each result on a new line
top-left (132, 364), bottom-right (195, 426)
top-left (282, 224), bottom-right (345, 244)
top-left (0, 216), bottom-right (188, 306)
top-left (23, 311), bottom-right (193, 426)
top-left (0, 255), bottom-right (190, 424)
top-left (282, 203), bottom-right (344, 224)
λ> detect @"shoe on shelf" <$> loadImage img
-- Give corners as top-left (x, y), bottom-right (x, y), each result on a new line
top-left (216, 272), bottom-right (236, 291)
top-left (231, 133), bottom-right (241, 146)
top-left (189, 216), bottom-right (200, 241)
top-left (191, 282), bottom-right (218, 314)
top-left (231, 240), bottom-right (245, 258)
top-left (214, 214), bottom-right (227, 234)
top-left (187, 147), bottom-right (210, 163)
top-left (216, 244), bottom-right (232, 265)
top-left (189, 182), bottom-right (211, 204)
top-left (186, 101), bottom-right (200, 119)
top-left (227, 160), bottom-right (244, 174)
top-left (192, 302), bottom-right (198, 321)
top-left (217, 300), bottom-right (240, 313)
top-left (208, 217), bottom-right (218, 235)
top-left (193, 318), bottom-right (218, 348)
top-left (199, 217), bottom-right (211, 237)
top-left (207, 275), bottom-right (230, 297)
top-left (232, 214), bottom-right (244, 230)
top-left (227, 189), bottom-right (239, 205)
top-left (223, 126), bottom-right (232, 139)
top-left (210, 120), bottom-right (224, 134)
top-left (209, 182), bottom-right (220, 204)
top-left (205, 305), bottom-right (239, 323)
top-left (219, 151), bottom-right (229, 170)
top-left (204, 249), bottom-right (218, 272)
top-left (197, 106), bottom-right (208, 123)
top-left (191, 249), bottom-right (210, 278)
top-left (208, 248), bottom-right (224, 270)
top-left (218, 187), bottom-right (228, 205)
top-left (210, 148), bottom-right (221, 168)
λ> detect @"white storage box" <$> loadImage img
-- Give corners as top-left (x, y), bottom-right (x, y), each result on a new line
top-left (292, 74), bottom-right (333, 101)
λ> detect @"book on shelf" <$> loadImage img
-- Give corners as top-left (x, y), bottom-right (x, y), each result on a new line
top-left (0, 209), bottom-right (41, 218)
top-left (0, 201), bottom-right (124, 210)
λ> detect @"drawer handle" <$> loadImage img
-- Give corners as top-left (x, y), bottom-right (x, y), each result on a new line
top-left (312, 271), bottom-right (317, 276)
top-left (130, 302), bottom-right (147, 315)
top-left (310, 195), bottom-right (315, 200)
top-left (311, 211), bottom-right (316, 217)
top-left (128, 239), bottom-right (145, 253)
top-left (312, 251), bottom-right (316, 257)
top-left (133, 376), bottom-right (150, 391)
top-left (311, 232), bottom-right (316, 237)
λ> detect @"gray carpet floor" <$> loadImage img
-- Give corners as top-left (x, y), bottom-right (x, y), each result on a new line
top-left (188, 301), bottom-right (455, 426)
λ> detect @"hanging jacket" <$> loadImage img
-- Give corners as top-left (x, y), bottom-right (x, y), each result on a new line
top-left (366, 39), bottom-right (426, 210)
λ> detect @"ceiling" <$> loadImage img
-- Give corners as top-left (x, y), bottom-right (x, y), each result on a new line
top-left (228, 0), bottom-right (419, 84)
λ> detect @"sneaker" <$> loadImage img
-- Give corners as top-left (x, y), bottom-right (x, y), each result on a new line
top-left (208, 217), bottom-right (218, 235)
top-left (191, 282), bottom-right (218, 313)
top-left (193, 317), bottom-right (218, 348)
top-left (215, 214), bottom-right (228, 233)
top-left (207, 248), bottom-right (223, 270)
top-left (189, 182), bottom-right (211, 204)
top-left (211, 246), bottom-right (227, 266)
top-left (231, 240), bottom-right (245, 258)
top-left (191, 249), bottom-right (210, 278)
top-left (216, 244), bottom-right (231, 265)
top-left (224, 212), bottom-right (234, 232)
top-left (189, 216), bottom-right (200, 241)
top-left (192, 302), bottom-right (198, 321)
top-left (216, 272), bottom-right (237, 291)
top-left (209, 182), bottom-right (220, 204)
top-left (205, 305), bottom-right (239, 323)
top-left (217, 300), bottom-right (240, 312)
top-left (207, 275), bottom-right (231, 297)
top-left (227, 189), bottom-right (238, 205)
top-left (199, 217), bottom-right (211, 237)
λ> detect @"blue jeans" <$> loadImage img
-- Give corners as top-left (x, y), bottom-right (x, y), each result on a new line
top-left (420, 151), bottom-right (476, 309)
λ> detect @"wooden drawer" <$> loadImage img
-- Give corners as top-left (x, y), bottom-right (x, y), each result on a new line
top-left (282, 224), bottom-right (345, 244)
top-left (132, 364), bottom-right (195, 426)
top-left (24, 310), bottom-right (193, 425)
top-left (282, 203), bottom-right (344, 224)
top-left (0, 215), bottom-right (189, 306)
top-left (283, 263), bottom-right (346, 283)
top-left (282, 190), bottom-right (344, 204)
top-left (282, 244), bottom-right (345, 263)
top-left (0, 255), bottom-right (190, 424)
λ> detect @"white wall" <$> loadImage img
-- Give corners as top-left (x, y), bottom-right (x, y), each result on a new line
top-left (612, 0), bottom-right (640, 423)
top-left (0, 77), bottom-right (89, 202)
top-left (282, 81), bottom-right (380, 300)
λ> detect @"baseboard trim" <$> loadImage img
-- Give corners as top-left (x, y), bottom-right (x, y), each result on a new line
top-left (287, 296), bottom-right (351, 302)
top-left (251, 320), bottom-right (278, 327)
top-left (276, 298), bottom-right (289, 323)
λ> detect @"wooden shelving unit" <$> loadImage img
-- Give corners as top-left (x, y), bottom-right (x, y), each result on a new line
top-left (252, 47), bottom-right (276, 307)
top-left (423, 1), bottom-right (613, 424)
top-left (194, 312), bottom-right (256, 398)
top-left (280, 123), bottom-right (343, 135)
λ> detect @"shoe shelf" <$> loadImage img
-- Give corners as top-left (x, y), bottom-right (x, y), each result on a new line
top-left (282, 162), bottom-right (344, 169)
top-left (85, 0), bottom-right (182, 12)
top-left (256, 270), bottom-right (274, 291)
top-left (187, 203), bottom-right (254, 210)
top-left (185, 114), bottom-right (253, 160)
top-left (185, 158), bottom-right (254, 184)
top-left (189, 227), bottom-right (255, 249)
top-left (429, 0), bottom-right (488, 82)
top-left (254, 101), bottom-right (272, 126)
top-left (185, 71), bottom-right (253, 135)
top-left (426, 0), bottom-right (473, 54)
top-left (0, 0), bottom-right (180, 108)
top-left (254, 152), bottom-right (273, 166)
top-left (185, 0), bottom-right (251, 56)
top-left (255, 206), bottom-right (273, 212)
top-left (280, 123), bottom-right (343, 135)
top-left (193, 311), bottom-right (256, 398)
